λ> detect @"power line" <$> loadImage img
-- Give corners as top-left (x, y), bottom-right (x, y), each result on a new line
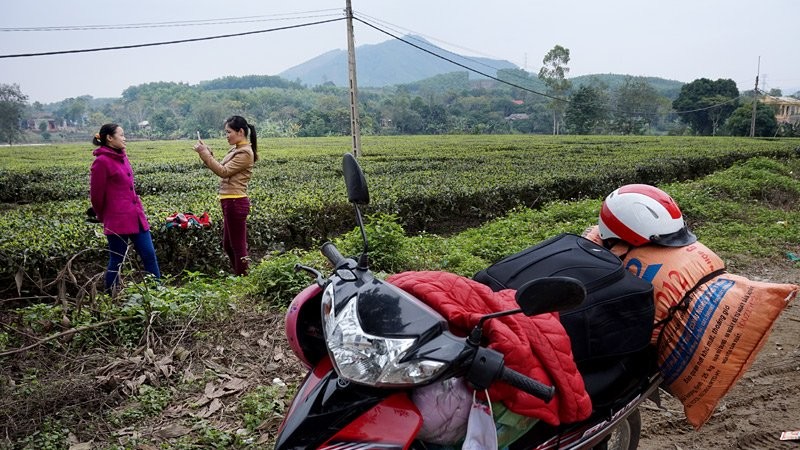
top-left (0, 17), bottom-right (346, 59)
top-left (0, 9), bottom-right (343, 32)
top-left (352, 14), bottom-right (568, 104)
top-left (673, 95), bottom-right (744, 114)
top-left (353, 11), bottom-right (522, 73)
top-left (354, 14), bottom-right (749, 119)
top-left (2, 8), bottom-right (750, 120)
top-left (354, 14), bottom-right (554, 99)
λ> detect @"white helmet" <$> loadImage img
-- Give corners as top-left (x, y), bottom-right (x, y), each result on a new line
top-left (598, 184), bottom-right (696, 247)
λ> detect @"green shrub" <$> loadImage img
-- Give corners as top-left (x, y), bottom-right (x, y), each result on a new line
top-left (666, 157), bottom-right (800, 264)
top-left (3, 135), bottom-right (798, 294)
top-left (246, 251), bottom-right (320, 307)
top-left (335, 213), bottom-right (409, 273)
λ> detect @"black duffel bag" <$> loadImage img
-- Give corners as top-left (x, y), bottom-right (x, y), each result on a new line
top-left (474, 233), bottom-right (654, 365)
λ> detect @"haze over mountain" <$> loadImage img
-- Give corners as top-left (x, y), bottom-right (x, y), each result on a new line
top-left (280, 35), bottom-right (517, 88)
top-left (277, 35), bottom-right (690, 101)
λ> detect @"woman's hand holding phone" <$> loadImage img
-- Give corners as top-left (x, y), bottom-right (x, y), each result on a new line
top-left (193, 131), bottom-right (206, 153)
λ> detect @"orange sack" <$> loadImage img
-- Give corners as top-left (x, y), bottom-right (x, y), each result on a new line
top-left (659, 273), bottom-right (795, 428)
top-left (582, 225), bottom-right (798, 428)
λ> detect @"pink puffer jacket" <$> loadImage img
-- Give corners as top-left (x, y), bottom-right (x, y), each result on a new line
top-left (90, 146), bottom-right (150, 235)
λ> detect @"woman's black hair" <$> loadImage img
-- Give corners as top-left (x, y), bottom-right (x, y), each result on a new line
top-left (225, 115), bottom-right (258, 162)
top-left (93, 123), bottom-right (120, 147)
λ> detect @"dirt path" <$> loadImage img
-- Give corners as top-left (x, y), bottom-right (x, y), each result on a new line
top-left (638, 266), bottom-right (800, 450)
top-left (2, 264), bottom-right (796, 449)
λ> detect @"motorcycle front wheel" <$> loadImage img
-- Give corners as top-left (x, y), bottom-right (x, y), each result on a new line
top-left (595, 408), bottom-right (641, 450)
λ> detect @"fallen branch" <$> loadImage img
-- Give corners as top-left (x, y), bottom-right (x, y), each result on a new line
top-left (0, 295), bottom-right (57, 304)
top-left (0, 316), bottom-right (138, 357)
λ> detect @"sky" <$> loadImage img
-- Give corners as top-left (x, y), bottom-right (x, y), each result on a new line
top-left (1, 0), bottom-right (798, 104)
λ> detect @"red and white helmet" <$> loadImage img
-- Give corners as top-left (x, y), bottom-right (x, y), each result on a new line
top-left (598, 184), bottom-right (696, 247)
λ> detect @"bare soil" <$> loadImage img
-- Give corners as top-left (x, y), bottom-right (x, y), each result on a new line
top-left (638, 263), bottom-right (800, 450)
top-left (1, 262), bottom-right (798, 449)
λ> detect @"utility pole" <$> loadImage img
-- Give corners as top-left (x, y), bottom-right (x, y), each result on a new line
top-left (749, 56), bottom-right (760, 138)
top-left (345, 0), bottom-right (362, 157)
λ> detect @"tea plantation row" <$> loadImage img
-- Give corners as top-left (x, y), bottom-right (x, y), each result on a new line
top-left (1, 135), bottom-right (798, 294)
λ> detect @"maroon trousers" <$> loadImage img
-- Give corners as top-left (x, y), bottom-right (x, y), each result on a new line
top-left (220, 197), bottom-right (250, 275)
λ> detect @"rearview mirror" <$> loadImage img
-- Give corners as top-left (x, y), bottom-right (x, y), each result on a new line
top-left (342, 153), bottom-right (369, 205)
top-left (515, 277), bottom-right (585, 316)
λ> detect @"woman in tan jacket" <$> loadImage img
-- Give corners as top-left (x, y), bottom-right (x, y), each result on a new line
top-left (193, 116), bottom-right (258, 275)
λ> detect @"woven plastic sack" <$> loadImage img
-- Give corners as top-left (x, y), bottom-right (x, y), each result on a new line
top-left (659, 274), bottom-right (796, 427)
top-left (582, 225), bottom-right (797, 428)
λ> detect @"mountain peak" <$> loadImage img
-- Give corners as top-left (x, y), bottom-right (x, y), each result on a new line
top-left (280, 35), bottom-right (517, 87)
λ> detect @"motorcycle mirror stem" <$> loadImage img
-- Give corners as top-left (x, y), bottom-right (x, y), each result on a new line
top-left (467, 308), bottom-right (523, 346)
top-left (353, 203), bottom-right (369, 270)
top-left (342, 153), bottom-right (371, 270)
top-left (293, 263), bottom-right (327, 287)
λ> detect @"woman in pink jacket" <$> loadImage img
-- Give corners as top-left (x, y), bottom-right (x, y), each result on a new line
top-left (90, 123), bottom-right (161, 291)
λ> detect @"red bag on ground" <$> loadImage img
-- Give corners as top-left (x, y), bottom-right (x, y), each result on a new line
top-left (165, 211), bottom-right (211, 229)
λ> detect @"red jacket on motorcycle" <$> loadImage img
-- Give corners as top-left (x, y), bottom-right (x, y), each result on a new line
top-left (388, 271), bottom-right (592, 426)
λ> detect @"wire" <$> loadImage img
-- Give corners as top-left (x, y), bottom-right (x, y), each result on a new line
top-left (672, 95), bottom-right (744, 114)
top-left (354, 11), bottom-right (523, 74)
top-left (355, 12), bottom-right (544, 92)
top-left (354, 14), bottom-right (750, 119)
top-left (2, 7), bottom-right (754, 120)
top-left (352, 15), bottom-right (568, 104)
top-left (0, 9), bottom-right (343, 32)
top-left (354, 11), bottom-right (485, 57)
top-left (0, 17), bottom-right (346, 59)
top-left (353, 11), bottom-right (566, 96)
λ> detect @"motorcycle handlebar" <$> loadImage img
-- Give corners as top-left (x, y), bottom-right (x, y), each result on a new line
top-left (499, 366), bottom-right (555, 402)
top-left (321, 242), bottom-right (346, 267)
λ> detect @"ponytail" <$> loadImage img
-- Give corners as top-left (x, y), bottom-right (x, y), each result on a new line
top-left (247, 124), bottom-right (258, 162)
top-left (93, 123), bottom-right (119, 147)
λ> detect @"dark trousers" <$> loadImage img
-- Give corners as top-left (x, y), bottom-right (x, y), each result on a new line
top-left (106, 229), bottom-right (161, 291)
top-left (221, 197), bottom-right (251, 275)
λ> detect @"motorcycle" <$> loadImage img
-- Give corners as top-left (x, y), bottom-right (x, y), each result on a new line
top-left (276, 153), bottom-right (663, 450)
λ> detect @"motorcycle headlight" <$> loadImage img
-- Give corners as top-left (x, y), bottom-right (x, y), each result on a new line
top-left (322, 284), bottom-right (446, 386)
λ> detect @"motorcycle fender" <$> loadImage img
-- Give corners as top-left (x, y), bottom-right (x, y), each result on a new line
top-left (320, 392), bottom-right (423, 450)
top-left (276, 359), bottom-right (422, 450)
top-left (282, 357), bottom-right (334, 422)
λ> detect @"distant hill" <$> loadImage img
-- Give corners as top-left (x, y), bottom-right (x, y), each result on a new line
top-left (369, 70), bottom-right (683, 101)
top-left (571, 74), bottom-right (685, 100)
top-left (280, 35), bottom-right (517, 87)
top-left (280, 36), bottom-right (685, 99)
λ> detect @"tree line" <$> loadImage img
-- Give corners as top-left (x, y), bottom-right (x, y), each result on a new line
top-left (1, 46), bottom-right (798, 144)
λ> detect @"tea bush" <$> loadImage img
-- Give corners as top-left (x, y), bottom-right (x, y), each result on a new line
top-left (1, 136), bottom-right (797, 294)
